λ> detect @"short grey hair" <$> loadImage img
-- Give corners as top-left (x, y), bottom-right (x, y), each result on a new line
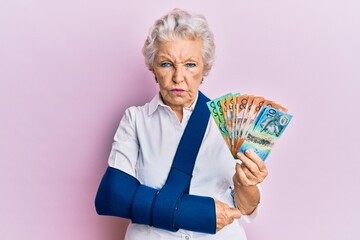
top-left (142, 8), bottom-right (216, 76)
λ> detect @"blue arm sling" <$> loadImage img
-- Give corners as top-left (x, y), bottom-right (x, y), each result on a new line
top-left (95, 91), bottom-right (216, 234)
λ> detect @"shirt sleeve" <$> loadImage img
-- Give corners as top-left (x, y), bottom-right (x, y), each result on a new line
top-left (108, 107), bottom-right (139, 177)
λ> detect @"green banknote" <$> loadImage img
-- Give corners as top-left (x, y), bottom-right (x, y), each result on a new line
top-left (207, 93), bottom-right (232, 147)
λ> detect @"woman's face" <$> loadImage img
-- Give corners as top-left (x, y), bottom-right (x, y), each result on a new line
top-left (153, 37), bottom-right (205, 111)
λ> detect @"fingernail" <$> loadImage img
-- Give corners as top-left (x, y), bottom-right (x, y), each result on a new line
top-left (246, 149), bottom-right (252, 155)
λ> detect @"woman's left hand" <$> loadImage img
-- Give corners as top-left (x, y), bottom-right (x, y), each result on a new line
top-left (232, 149), bottom-right (268, 215)
top-left (233, 149), bottom-right (268, 187)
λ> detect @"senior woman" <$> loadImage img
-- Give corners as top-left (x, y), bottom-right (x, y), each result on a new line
top-left (95, 8), bottom-right (268, 240)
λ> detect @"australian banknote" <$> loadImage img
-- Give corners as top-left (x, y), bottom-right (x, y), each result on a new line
top-left (238, 106), bottom-right (292, 160)
top-left (207, 93), bottom-right (292, 160)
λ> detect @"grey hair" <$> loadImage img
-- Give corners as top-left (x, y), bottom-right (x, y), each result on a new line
top-left (142, 8), bottom-right (216, 76)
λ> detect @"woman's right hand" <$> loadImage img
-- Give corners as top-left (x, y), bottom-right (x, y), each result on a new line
top-left (215, 200), bottom-right (242, 232)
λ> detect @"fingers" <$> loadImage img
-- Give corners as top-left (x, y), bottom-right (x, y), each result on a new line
top-left (240, 164), bottom-right (258, 182)
top-left (234, 149), bottom-right (268, 186)
top-left (234, 163), bottom-right (255, 187)
top-left (215, 200), bottom-right (242, 232)
top-left (230, 207), bottom-right (242, 219)
top-left (237, 149), bottom-right (268, 176)
top-left (245, 149), bottom-right (267, 172)
top-left (237, 149), bottom-right (260, 169)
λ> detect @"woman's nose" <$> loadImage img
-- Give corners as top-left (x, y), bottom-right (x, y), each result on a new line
top-left (172, 67), bottom-right (185, 83)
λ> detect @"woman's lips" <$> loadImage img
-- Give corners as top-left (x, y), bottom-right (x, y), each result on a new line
top-left (171, 88), bottom-right (185, 94)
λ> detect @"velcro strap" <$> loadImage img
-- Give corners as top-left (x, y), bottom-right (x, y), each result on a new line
top-left (131, 185), bottom-right (158, 225)
top-left (151, 168), bottom-right (191, 231)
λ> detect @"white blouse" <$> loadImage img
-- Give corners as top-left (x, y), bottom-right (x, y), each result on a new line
top-left (108, 92), bottom-right (259, 240)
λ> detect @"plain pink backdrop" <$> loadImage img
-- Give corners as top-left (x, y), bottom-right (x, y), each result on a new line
top-left (1, 1), bottom-right (359, 239)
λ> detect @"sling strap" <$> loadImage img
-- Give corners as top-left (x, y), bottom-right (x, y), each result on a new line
top-left (151, 91), bottom-right (210, 231)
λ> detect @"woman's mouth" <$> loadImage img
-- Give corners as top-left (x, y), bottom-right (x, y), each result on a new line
top-left (171, 88), bottom-right (185, 94)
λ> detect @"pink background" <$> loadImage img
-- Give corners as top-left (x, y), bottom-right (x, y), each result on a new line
top-left (1, 1), bottom-right (359, 239)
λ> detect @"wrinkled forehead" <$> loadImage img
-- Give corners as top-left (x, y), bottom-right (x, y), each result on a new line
top-left (155, 38), bottom-right (204, 62)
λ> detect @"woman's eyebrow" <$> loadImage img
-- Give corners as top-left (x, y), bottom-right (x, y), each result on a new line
top-left (184, 57), bottom-right (200, 62)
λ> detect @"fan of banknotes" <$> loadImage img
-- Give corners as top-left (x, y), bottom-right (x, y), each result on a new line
top-left (206, 93), bottom-right (292, 161)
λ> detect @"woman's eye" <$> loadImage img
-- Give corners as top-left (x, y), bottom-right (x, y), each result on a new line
top-left (160, 62), bottom-right (172, 68)
top-left (186, 63), bottom-right (196, 68)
